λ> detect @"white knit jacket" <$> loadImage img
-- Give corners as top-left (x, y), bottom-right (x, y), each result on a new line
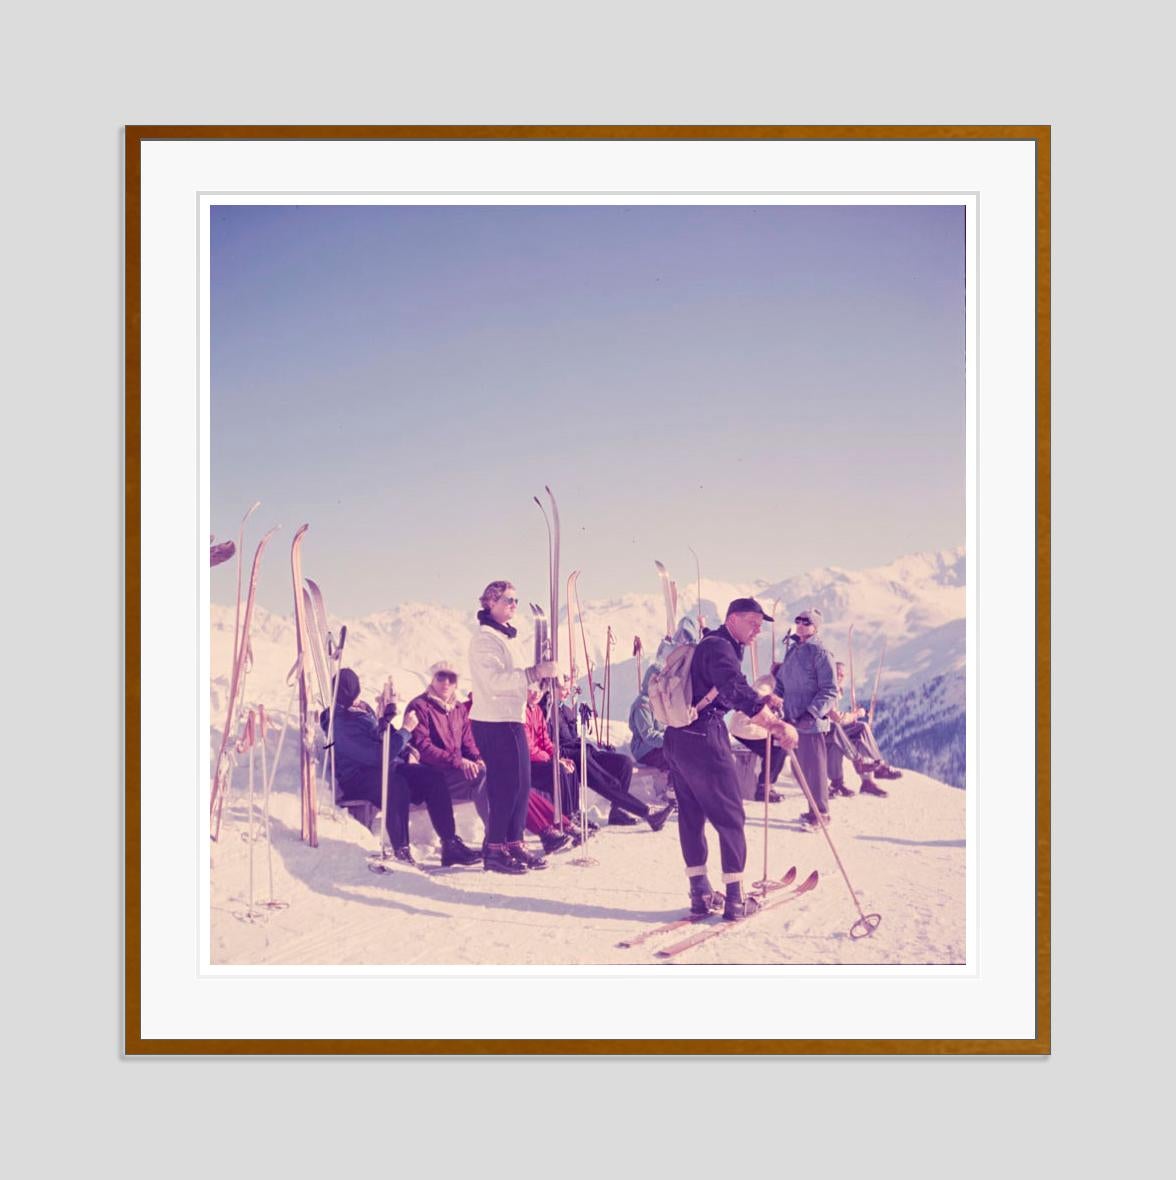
top-left (467, 623), bottom-right (533, 723)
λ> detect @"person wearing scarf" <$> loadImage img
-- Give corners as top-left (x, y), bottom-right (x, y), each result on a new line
top-left (467, 580), bottom-right (559, 874)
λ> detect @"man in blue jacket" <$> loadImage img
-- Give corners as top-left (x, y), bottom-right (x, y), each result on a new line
top-left (772, 608), bottom-right (839, 827)
top-left (662, 598), bottom-right (798, 921)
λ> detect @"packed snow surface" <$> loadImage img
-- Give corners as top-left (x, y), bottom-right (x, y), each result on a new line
top-left (211, 756), bottom-right (963, 967)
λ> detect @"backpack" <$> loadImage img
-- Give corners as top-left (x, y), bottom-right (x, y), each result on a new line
top-left (647, 642), bottom-right (718, 728)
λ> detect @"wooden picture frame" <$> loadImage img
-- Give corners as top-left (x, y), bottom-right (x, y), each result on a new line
top-left (125, 125), bottom-right (1049, 1054)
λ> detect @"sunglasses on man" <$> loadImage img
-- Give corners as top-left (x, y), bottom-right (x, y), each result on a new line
top-left (435, 671), bottom-right (458, 683)
top-left (794, 616), bottom-right (813, 625)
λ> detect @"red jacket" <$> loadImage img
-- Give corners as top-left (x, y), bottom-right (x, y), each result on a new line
top-left (408, 692), bottom-right (481, 770)
top-left (525, 701), bottom-right (555, 762)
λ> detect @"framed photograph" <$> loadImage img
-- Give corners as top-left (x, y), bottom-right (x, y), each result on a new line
top-left (126, 125), bottom-right (1049, 1054)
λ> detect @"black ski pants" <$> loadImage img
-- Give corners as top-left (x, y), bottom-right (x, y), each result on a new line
top-left (663, 715), bottom-right (747, 878)
top-left (471, 721), bottom-right (531, 844)
top-left (561, 745), bottom-right (649, 818)
top-left (734, 736), bottom-right (786, 786)
top-left (336, 762), bottom-right (456, 848)
top-left (531, 760), bottom-right (578, 817)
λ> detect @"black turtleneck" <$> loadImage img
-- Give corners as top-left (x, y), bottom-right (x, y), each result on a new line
top-left (477, 609), bottom-right (518, 639)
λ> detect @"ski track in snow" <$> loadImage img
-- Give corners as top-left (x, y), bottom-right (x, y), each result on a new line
top-left (211, 749), bottom-right (964, 967)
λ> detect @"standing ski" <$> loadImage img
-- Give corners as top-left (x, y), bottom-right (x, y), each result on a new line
top-left (688, 546), bottom-right (704, 636)
top-left (869, 636), bottom-right (888, 727)
top-left (211, 523), bottom-right (279, 841)
top-left (534, 487), bottom-right (562, 824)
top-left (848, 623), bottom-right (857, 712)
top-left (290, 524), bottom-right (318, 846)
top-left (603, 626), bottom-right (615, 747)
top-left (654, 560), bottom-right (674, 639)
top-left (571, 569), bottom-right (601, 744)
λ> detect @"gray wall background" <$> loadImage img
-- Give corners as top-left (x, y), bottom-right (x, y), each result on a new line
top-left (6, 1), bottom-right (1158, 1173)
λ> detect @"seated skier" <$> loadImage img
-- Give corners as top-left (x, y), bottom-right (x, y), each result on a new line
top-left (728, 675), bottom-right (787, 802)
top-left (826, 660), bottom-right (904, 799)
top-left (556, 682), bottom-right (674, 831)
top-left (323, 668), bottom-right (481, 867)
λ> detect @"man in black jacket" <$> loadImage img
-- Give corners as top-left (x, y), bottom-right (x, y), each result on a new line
top-left (662, 598), bottom-right (798, 921)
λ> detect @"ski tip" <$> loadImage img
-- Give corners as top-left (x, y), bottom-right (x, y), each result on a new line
top-left (798, 869), bottom-right (819, 892)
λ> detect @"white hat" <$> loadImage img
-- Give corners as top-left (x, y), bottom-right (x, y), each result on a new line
top-left (428, 660), bottom-right (459, 679)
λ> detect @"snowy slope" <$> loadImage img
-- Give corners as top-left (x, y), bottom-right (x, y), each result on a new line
top-left (211, 741), bottom-right (963, 966)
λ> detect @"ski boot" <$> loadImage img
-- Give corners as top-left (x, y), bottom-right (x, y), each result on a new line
top-left (540, 827), bottom-right (572, 855)
top-left (440, 836), bottom-right (482, 867)
top-left (688, 874), bottom-right (721, 917)
top-left (828, 779), bottom-right (855, 798)
top-left (507, 841), bottom-right (548, 870)
top-left (646, 803), bottom-right (675, 832)
top-left (483, 843), bottom-right (527, 874)
top-left (608, 808), bottom-right (639, 826)
top-left (723, 882), bottom-right (762, 922)
top-left (754, 787), bottom-right (783, 803)
top-left (858, 779), bottom-right (889, 797)
top-left (393, 845), bottom-right (417, 866)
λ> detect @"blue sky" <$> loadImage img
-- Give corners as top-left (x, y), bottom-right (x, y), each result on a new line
top-left (211, 203), bottom-right (964, 617)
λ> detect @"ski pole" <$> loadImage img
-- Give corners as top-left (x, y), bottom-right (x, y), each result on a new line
top-left (787, 748), bottom-right (881, 939)
top-left (848, 624), bottom-right (857, 713)
top-left (368, 722), bottom-right (394, 873)
top-left (753, 735), bottom-right (772, 897)
top-left (229, 501), bottom-right (261, 707)
top-left (257, 706), bottom-right (289, 911)
top-left (603, 626), bottom-right (614, 748)
top-left (319, 624), bottom-right (347, 821)
top-left (571, 703), bottom-right (597, 867)
top-left (868, 637), bottom-right (887, 727)
top-left (633, 636), bottom-right (643, 694)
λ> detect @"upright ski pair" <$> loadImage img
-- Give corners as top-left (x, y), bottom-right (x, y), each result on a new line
top-left (211, 506), bottom-right (278, 842)
top-left (302, 577), bottom-right (348, 815)
top-left (534, 487), bottom-right (563, 824)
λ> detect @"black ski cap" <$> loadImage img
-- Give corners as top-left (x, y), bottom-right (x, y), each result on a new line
top-left (726, 597), bottom-right (773, 622)
top-left (335, 668), bottom-right (360, 709)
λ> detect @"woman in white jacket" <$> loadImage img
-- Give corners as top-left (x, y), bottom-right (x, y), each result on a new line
top-left (468, 580), bottom-right (560, 874)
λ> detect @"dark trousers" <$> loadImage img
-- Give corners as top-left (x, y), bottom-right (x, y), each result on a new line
top-left (663, 715), bottom-right (747, 878)
top-left (826, 721), bottom-right (884, 784)
top-left (337, 762), bottom-right (412, 846)
top-left (397, 762), bottom-right (489, 845)
top-left (471, 721), bottom-right (531, 844)
top-left (637, 747), bottom-right (669, 772)
top-left (531, 760), bottom-right (578, 817)
top-left (735, 736), bottom-right (786, 786)
top-left (562, 744), bottom-right (648, 818)
top-left (793, 730), bottom-right (829, 814)
top-left (338, 760), bottom-right (459, 847)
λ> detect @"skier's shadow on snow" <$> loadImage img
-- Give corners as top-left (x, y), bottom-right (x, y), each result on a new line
top-left (363, 866), bottom-right (681, 924)
top-left (854, 835), bottom-right (965, 848)
top-left (258, 815), bottom-right (451, 918)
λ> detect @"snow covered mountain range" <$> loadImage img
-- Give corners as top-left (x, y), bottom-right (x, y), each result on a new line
top-left (212, 545), bottom-right (966, 785)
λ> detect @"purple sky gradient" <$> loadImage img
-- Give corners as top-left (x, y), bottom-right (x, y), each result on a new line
top-left (211, 203), bottom-right (964, 616)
